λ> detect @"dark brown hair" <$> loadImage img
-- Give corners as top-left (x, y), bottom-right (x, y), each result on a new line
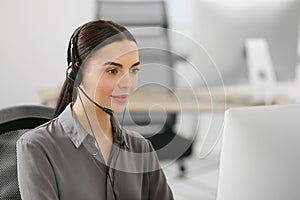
top-left (54, 20), bottom-right (137, 117)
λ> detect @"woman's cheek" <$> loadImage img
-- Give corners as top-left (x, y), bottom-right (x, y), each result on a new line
top-left (95, 77), bottom-right (114, 96)
top-left (131, 76), bottom-right (138, 92)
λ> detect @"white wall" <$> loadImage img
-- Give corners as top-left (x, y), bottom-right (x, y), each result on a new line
top-left (0, 0), bottom-right (95, 109)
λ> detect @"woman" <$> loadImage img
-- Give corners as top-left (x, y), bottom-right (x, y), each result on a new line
top-left (17, 20), bottom-right (174, 200)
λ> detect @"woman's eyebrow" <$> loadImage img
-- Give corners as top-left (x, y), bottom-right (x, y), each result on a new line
top-left (103, 61), bottom-right (123, 67)
top-left (131, 61), bottom-right (140, 67)
top-left (103, 61), bottom-right (140, 68)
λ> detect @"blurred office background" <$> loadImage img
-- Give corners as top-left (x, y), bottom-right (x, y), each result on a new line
top-left (0, 0), bottom-right (194, 108)
top-left (1, 0), bottom-right (300, 107)
top-left (1, 0), bottom-right (300, 199)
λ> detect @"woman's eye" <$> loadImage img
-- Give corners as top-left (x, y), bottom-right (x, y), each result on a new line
top-left (130, 68), bottom-right (140, 74)
top-left (107, 69), bottom-right (118, 74)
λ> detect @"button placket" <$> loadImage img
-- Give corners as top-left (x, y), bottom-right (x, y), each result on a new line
top-left (88, 137), bottom-right (100, 158)
top-left (88, 136), bottom-right (95, 144)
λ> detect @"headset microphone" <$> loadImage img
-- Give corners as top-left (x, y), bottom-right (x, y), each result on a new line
top-left (66, 66), bottom-right (114, 116)
top-left (77, 85), bottom-right (114, 116)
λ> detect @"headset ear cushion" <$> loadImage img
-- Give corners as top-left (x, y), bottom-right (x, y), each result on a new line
top-left (66, 65), bottom-right (82, 87)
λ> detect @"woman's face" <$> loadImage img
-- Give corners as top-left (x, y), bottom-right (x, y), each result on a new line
top-left (80, 40), bottom-right (139, 113)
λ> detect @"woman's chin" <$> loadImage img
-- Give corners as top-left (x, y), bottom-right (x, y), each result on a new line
top-left (111, 104), bottom-right (127, 113)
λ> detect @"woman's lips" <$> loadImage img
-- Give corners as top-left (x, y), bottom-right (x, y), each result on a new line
top-left (111, 94), bottom-right (129, 103)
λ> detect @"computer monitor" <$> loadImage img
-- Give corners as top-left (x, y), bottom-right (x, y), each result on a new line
top-left (217, 104), bottom-right (300, 200)
top-left (192, 0), bottom-right (300, 86)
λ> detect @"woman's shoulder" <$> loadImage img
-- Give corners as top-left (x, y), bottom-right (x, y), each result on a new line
top-left (17, 117), bottom-right (60, 146)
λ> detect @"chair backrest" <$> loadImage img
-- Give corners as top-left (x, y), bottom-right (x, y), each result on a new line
top-left (96, 0), bottom-right (168, 28)
top-left (0, 105), bottom-right (55, 200)
top-left (96, 0), bottom-right (176, 135)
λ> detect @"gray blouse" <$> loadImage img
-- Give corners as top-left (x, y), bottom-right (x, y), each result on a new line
top-left (16, 104), bottom-right (174, 200)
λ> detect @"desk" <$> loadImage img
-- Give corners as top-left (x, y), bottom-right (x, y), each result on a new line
top-left (127, 89), bottom-right (294, 113)
top-left (39, 81), bottom-right (297, 113)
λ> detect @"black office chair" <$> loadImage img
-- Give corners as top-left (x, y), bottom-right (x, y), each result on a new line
top-left (96, 0), bottom-right (193, 176)
top-left (0, 105), bottom-right (54, 200)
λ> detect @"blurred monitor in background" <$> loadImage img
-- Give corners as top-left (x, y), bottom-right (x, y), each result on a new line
top-left (191, 0), bottom-right (300, 86)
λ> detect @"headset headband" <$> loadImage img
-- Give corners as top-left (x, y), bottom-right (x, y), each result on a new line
top-left (69, 25), bottom-right (85, 68)
top-left (66, 25), bottom-right (85, 86)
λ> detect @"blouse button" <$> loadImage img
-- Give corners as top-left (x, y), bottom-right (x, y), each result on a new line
top-left (88, 137), bottom-right (95, 143)
top-left (93, 151), bottom-right (98, 156)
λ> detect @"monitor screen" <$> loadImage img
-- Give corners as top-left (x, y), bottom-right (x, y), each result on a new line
top-left (192, 0), bottom-right (300, 85)
top-left (218, 104), bottom-right (300, 200)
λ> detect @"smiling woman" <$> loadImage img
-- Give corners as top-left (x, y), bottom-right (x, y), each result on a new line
top-left (16, 20), bottom-right (174, 200)
top-left (79, 40), bottom-right (140, 113)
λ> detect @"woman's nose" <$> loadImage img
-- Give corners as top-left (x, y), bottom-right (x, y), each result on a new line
top-left (117, 72), bottom-right (132, 88)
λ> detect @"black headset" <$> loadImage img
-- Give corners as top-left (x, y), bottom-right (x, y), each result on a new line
top-left (66, 25), bottom-right (120, 200)
top-left (66, 25), bottom-right (85, 87)
top-left (66, 25), bottom-right (114, 116)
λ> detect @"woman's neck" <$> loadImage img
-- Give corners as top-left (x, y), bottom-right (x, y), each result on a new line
top-left (72, 99), bottom-right (113, 141)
